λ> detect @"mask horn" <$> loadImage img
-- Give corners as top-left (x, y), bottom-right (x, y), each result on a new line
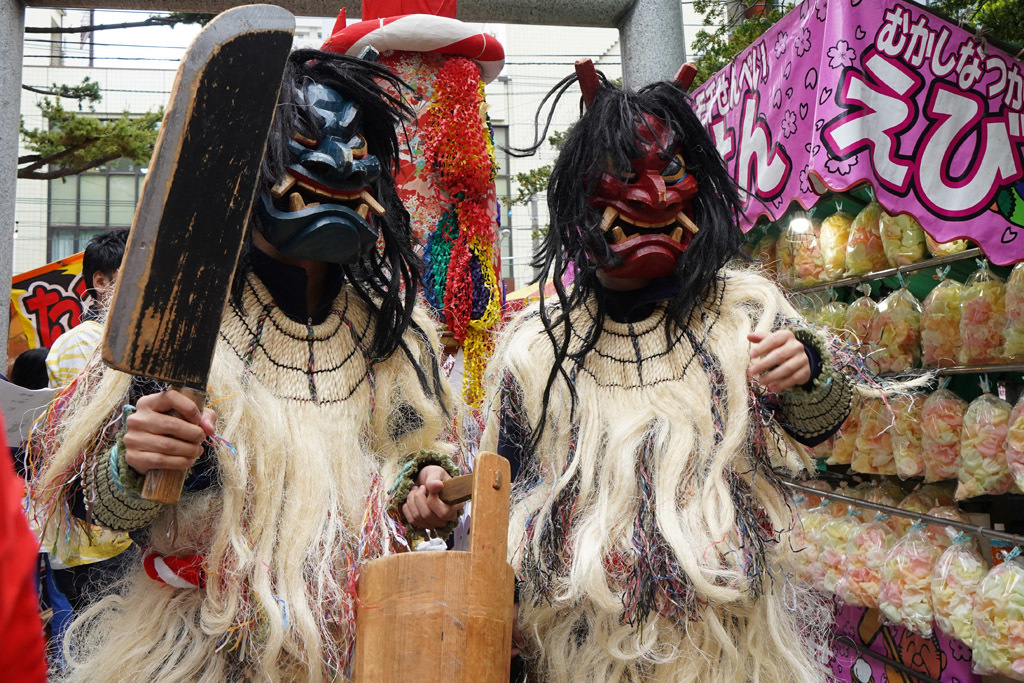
top-left (575, 58), bottom-right (599, 107)
top-left (673, 63), bottom-right (698, 92)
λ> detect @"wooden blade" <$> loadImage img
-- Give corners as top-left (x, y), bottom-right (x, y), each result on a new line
top-left (102, 5), bottom-right (294, 389)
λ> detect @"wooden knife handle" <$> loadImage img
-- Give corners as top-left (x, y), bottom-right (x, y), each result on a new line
top-left (141, 385), bottom-right (207, 504)
top-left (440, 473), bottom-right (474, 505)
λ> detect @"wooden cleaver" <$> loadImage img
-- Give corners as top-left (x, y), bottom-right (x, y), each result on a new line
top-left (102, 5), bottom-right (294, 504)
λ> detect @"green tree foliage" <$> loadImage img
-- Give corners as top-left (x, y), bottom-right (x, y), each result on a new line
top-left (18, 13), bottom-right (211, 180)
top-left (511, 129), bottom-right (569, 207)
top-left (691, 1), bottom-right (792, 87)
top-left (19, 98), bottom-right (162, 180)
top-left (927, 0), bottom-right (1023, 50)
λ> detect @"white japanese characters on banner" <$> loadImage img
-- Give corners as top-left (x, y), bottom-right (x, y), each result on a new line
top-left (692, 0), bottom-right (1024, 265)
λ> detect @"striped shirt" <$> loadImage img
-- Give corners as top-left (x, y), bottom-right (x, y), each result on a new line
top-left (46, 320), bottom-right (103, 388)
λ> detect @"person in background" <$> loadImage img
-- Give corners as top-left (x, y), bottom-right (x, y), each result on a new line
top-left (45, 228), bottom-right (129, 388)
top-left (11, 348), bottom-right (50, 391)
top-left (38, 227), bottom-right (131, 666)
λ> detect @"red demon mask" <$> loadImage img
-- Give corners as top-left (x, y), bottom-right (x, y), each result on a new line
top-left (589, 113), bottom-right (700, 279)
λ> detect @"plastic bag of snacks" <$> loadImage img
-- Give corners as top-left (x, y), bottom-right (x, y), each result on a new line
top-left (852, 398), bottom-right (897, 475)
top-left (931, 533), bottom-right (988, 646)
top-left (921, 388), bottom-right (968, 483)
top-left (820, 211), bottom-right (853, 281)
top-left (776, 228), bottom-right (795, 287)
top-left (828, 394), bottom-right (860, 466)
top-left (880, 211), bottom-right (926, 267)
top-left (748, 232), bottom-right (778, 271)
top-left (957, 393), bottom-right (1015, 499)
top-left (791, 501), bottom-right (830, 589)
top-left (868, 288), bottom-right (922, 373)
top-left (844, 294), bottom-right (877, 347)
top-left (960, 262), bottom-right (1006, 364)
top-left (848, 479), bottom-right (904, 522)
top-left (926, 233), bottom-right (969, 258)
top-left (892, 393), bottom-right (925, 479)
top-left (973, 551), bottom-right (1024, 678)
top-left (920, 505), bottom-right (969, 548)
top-left (796, 479), bottom-right (833, 509)
top-left (837, 516), bottom-right (898, 608)
top-left (1004, 262), bottom-right (1024, 359)
top-left (785, 217), bottom-right (825, 287)
top-left (845, 201), bottom-right (889, 276)
top-left (816, 300), bottom-right (848, 337)
top-left (819, 510), bottom-right (863, 594)
top-left (921, 278), bottom-right (963, 368)
top-left (1007, 396), bottom-right (1024, 491)
top-left (879, 523), bottom-right (943, 635)
top-left (895, 483), bottom-right (956, 535)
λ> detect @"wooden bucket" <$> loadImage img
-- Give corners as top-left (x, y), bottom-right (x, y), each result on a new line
top-left (352, 452), bottom-right (514, 682)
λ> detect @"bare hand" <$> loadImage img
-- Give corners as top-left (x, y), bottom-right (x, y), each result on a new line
top-left (747, 330), bottom-right (811, 393)
top-left (123, 390), bottom-right (217, 474)
top-left (402, 465), bottom-right (462, 529)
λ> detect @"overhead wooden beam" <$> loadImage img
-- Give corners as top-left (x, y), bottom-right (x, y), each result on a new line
top-left (20, 0), bottom-right (638, 28)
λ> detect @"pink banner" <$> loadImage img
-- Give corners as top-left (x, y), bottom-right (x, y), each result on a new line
top-left (830, 603), bottom-right (979, 683)
top-left (693, 0), bottom-right (1024, 265)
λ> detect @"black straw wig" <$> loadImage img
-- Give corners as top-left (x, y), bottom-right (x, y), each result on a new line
top-left (237, 49), bottom-right (443, 400)
top-left (516, 72), bottom-right (745, 446)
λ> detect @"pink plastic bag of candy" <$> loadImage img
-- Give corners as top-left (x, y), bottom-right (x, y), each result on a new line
top-left (837, 515), bottom-right (897, 608)
top-left (921, 388), bottom-right (967, 483)
top-left (956, 393), bottom-right (1015, 499)
top-left (1006, 396), bottom-right (1024, 492)
top-left (828, 394), bottom-right (860, 466)
top-left (879, 523), bottom-right (943, 635)
top-left (868, 288), bottom-right (922, 373)
top-left (880, 211), bottom-right (926, 267)
top-left (1004, 262), bottom-right (1024, 359)
top-left (972, 551), bottom-right (1024, 679)
top-left (921, 278), bottom-right (963, 368)
top-left (844, 295), bottom-right (877, 348)
top-left (852, 398), bottom-right (897, 475)
top-left (926, 233), bottom-right (968, 257)
top-left (960, 263), bottom-right (1006, 364)
top-left (820, 211), bottom-right (852, 281)
top-left (845, 201), bottom-right (889, 276)
top-left (931, 533), bottom-right (988, 646)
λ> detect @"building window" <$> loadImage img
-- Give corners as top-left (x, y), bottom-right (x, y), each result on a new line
top-left (47, 157), bottom-right (143, 260)
top-left (491, 123), bottom-right (514, 282)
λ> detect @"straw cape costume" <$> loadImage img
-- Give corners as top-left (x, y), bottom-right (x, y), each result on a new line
top-left (481, 67), bottom-right (852, 682)
top-left (31, 51), bottom-right (458, 682)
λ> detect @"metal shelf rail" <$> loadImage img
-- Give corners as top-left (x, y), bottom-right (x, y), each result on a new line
top-left (782, 478), bottom-right (1024, 546)
top-left (790, 248), bottom-right (983, 294)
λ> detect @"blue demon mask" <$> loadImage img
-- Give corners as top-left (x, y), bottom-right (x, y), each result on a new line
top-left (255, 82), bottom-right (384, 263)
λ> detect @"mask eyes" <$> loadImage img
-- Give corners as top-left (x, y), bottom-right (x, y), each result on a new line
top-left (600, 158), bottom-right (636, 183)
top-left (349, 134), bottom-right (368, 158)
top-left (661, 154), bottom-right (687, 183)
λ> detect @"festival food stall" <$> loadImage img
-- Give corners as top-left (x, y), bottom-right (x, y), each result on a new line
top-left (694, 1), bottom-right (1024, 680)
